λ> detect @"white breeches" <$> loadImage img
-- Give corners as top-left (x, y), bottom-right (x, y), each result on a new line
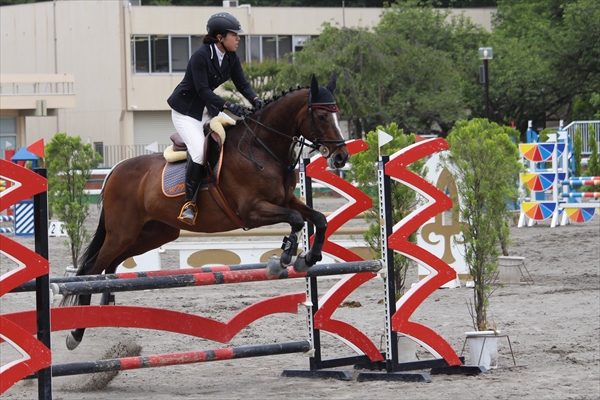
top-left (171, 109), bottom-right (211, 165)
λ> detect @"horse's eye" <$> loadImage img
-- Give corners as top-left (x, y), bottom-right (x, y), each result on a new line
top-left (317, 114), bottom-right (326, 122)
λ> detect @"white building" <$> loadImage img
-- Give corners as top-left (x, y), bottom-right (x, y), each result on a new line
top-left (0, 1), bottom-right (494, 165)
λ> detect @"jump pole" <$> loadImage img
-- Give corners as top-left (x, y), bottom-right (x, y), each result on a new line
top-left (49, 261), bottom-right (383, 297)
top-left (12, 263), bottom-right (270, 293)
top-left (26, 341), bottom-right (310, 378)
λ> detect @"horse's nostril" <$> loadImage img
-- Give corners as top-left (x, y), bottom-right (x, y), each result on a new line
top-left (334, 152), bottom-right (348, 168)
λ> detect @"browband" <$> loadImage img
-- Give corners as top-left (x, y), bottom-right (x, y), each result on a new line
top-left (311, 104), bottom-right (339, 113)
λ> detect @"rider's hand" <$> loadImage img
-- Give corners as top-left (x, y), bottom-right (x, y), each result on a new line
top-left (252, 97), bottom-right (264, 111)
top-left (224, 101), bottom-right (247, 117)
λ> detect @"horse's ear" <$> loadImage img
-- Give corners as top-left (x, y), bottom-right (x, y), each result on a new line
top-left (326, 71), bottom-right (337, 94)
top-left (310, 74), bottom-right (319, 99)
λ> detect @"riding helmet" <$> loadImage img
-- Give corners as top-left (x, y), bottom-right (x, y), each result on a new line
top-left (207, 12), bottom-right (244, 38)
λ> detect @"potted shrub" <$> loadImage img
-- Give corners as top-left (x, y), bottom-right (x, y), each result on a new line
top-left (442, 119), bottom-right (523, 368)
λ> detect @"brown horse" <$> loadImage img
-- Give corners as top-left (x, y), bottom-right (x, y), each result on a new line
top-left (64, 73), bottom-right (350, 350)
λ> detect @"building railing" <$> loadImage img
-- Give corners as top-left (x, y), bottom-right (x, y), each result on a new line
top-left (563, 120), bottom-right (600, 155)
top-left (0, 74), bottom-right (75, 96)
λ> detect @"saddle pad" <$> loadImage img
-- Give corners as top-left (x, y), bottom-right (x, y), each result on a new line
top-left (162, 161), bottom-right (220, 198)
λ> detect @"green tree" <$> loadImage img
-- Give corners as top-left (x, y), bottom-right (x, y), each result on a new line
top-left (442, 118), bottom-right (522, 331)
top-left (489, 0), bottom-right (600, 132)
top-left (573, 127), bottom-right (583, 179)
top-left (46, 133), bottom-right (102, 268)
top-left (345, 123), bottom-right (426, 298)
top-left (276, 2), bottom-right (488, 137)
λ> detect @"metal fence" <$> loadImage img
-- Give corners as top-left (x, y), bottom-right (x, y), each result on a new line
top-left (99, 144), bottom-right (320, 168)
top-left (563, 120), bottom-right (600, 155)
top-left (100, 144), bottom-right (171, 167)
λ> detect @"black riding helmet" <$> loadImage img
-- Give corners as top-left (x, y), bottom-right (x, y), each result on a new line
top-left (207, 12), bottom-right (244, 38)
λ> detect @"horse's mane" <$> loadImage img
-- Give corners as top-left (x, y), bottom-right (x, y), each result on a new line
top-left (263, 85), bottom-right (308, 107)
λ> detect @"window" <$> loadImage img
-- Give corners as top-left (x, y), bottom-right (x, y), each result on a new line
top-left (245, 35), bottom-right (315, 63)
top-left (94, 142), bottom-right (104, 163)
top-left (170, 36), bottom-right (190, 73)
top-left (262, 36), bottom-right (277, 60)
top-left (131, 34), bottom-right (317, 73)
top-left (249, 36), bottom-right (261, 63)
top-left (191, 36), bottom-right (203, 52)
top-left (132, 36), bottom-right (150, 73)
top-left (151, 35), bottom-right (169, 73)
top-left (278, 36), bottom-right (292, 59)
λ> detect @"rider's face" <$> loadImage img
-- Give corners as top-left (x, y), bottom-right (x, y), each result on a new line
top-left (220, 32), bottom-right (240, 52)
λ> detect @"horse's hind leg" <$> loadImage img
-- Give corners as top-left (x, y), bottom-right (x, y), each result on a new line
top-left (66, 221), bottom-right (178, 350)
top-left (98, 221), bottom-right (180, 304)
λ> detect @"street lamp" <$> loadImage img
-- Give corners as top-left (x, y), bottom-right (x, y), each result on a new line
top-left (478, 47), bottom-right (493, 120)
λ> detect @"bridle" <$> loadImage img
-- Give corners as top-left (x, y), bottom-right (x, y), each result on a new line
top-left (308, 91), bottom-right (346, 158)
top-left (239, 88), bottom-right (345, 169)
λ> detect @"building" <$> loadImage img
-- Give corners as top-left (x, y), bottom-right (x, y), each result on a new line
top-left (0, 1), bottom-right (494, 165)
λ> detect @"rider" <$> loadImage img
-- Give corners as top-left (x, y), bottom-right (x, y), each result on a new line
top-left (167, 12), bottom-right (264, 225)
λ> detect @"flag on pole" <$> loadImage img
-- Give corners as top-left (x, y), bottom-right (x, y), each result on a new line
top-left (145, 142), bottom-right (159, 153)
top-left (378, 129), bottom-right (393, 148)
top-left (26, 139), bottom-right (45, 158)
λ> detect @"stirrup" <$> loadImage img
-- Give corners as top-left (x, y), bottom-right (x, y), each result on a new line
top-left (178, 201), bottom-right (198, 225)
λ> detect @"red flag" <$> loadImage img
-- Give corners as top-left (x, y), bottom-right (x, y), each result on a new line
top-left (26, 139), bottom-right (45, 159)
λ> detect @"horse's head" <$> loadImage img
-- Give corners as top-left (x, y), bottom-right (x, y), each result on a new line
top-left (305, 72), bottom-right (350, 170)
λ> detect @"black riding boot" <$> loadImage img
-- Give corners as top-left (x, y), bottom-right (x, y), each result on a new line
top-left (178, 158), bottom-right (206, 225)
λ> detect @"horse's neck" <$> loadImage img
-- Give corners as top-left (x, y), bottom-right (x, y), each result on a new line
top-left (261, 93), bottom-right (306, 141)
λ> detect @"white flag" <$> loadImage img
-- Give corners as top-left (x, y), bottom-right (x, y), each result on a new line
top-left (378, 129), bottom-right (393, 148)
top-left (145, 142), bottom-right (159, 153)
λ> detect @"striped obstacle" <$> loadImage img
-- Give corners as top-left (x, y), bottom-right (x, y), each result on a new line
top-left (559, 177), bottom-right (600, 200)
top-left (561, 192), bottom-right (600, 199)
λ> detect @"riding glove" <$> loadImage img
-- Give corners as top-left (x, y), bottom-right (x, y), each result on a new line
top-left (224, 101), bottom-right (247, 117)
top-left (252, 97), bottom-right (264, 110)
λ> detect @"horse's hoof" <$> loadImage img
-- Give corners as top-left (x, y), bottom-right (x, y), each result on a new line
top-left (266, 256), bottom-right (286, 279)
top-left (293, 252), bottom-right (313, 273)
top-left (66, 333), bottom-right (81, 350)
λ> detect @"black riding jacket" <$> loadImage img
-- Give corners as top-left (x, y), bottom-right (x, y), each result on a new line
top-left (167, 43), bottom-right (257, 120)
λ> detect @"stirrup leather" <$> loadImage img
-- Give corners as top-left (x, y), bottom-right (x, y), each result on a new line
top-left (178, 201), bottom-right (198, 225)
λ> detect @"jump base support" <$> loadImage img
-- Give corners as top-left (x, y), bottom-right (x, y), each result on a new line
top-left (356, 371), bottom-right (431, 383)
top-left (281, 369), bottom-right (353, 381)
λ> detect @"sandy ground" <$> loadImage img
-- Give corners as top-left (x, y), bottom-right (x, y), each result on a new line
top-left (1, 198), bottom-right (599, 400)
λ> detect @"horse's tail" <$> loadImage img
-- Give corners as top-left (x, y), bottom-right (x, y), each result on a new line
top-left (59, 174), bottom-right (109, 307)
top-left (75, 165), bottom-right (116, 276)
top-left (76, 206), bottom-right (106, 276)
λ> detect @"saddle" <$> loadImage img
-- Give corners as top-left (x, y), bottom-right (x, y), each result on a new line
top-left (161, 115), bottom-right (246, 229)
top-left (164, 115), bottom-right (233, 162)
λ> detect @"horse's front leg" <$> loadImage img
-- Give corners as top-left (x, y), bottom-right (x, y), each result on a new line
top-left (286, 196), bottom-right (328, 273)
top-left (243, 201), bottom-right (305, 278)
